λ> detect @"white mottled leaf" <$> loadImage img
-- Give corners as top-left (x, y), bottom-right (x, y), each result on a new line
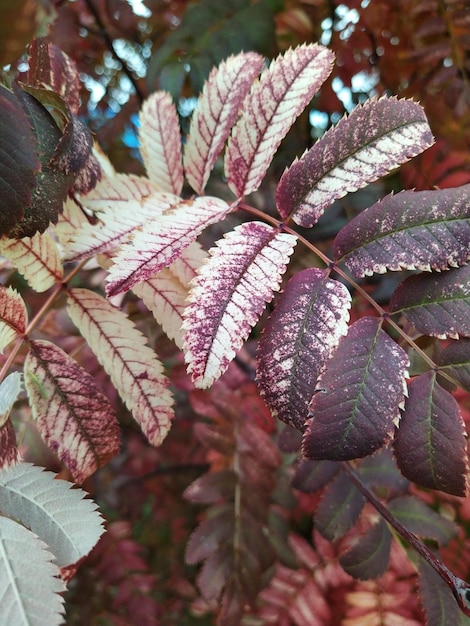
top-left (184, 52), bottom-right (264, 195)
top-left (277, 96), bottom-right (434, 227)
top-left (106, 196), bottom-right (231, 296)
top-left (0, 516), bottom-right (65, 626)
top-left (25, 340), bottom-right (120, 483)
top-left (225, 43), bottom-right (334, 198)
top-left (0, 461), bottom-right (105, 567)
top-left (139, 92), bottom-right (184, 194)
top-left (0, 231), bottom-right (63, 292)
top-left (0, 286), bottom-right (27, 353)
top-left (0, 372), bottom-right (22, 426)
top-left (183, 221), bottom-right (297, 388)
top-left (67, 288), bottom-right (174, 445)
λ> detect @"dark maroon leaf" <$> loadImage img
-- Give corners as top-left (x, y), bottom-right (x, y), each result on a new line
top-left (257, 268), bottom-right (350, 430)
top-left (339, 519), bottom-right (391, 580)
top-left (184, 469), bottom-right (237, 504)
top-left (390, 265), bottom-right (470, 339)
top-left (292, 459), bottom-right (339, 493)
top-left (394, 371), bottom-right (468, 496)
top-left (302, 317), bottom-right (409, 461)
top-left (418, 557), bottom-right (470, 626)
top-left (439, 339), bottom-right (470, 393)
top-left (388, 496), bottom-right (457, 545)
top-left (334, 186), bottom-right (470, 277)
top-left (357, 449), bottom-right (409, 496)
top-left (277, 424), bottom-right (303, 452)
top-left (314, 472), bottom-right (365, 541)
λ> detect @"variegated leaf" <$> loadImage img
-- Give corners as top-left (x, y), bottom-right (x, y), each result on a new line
top-left (277, 96), bottom-right (434, 227)
top-left (302, 317), bottom-right (409, 461)
top-left (106, 196), bottom-right (231, 296)
top-left (0, 419), bottom-right (18, 470)
top-left (184, 52), bottom-right (264, 195)
top-left (390, 264), bottom-right (470, 339)
top-left (257, 269), bottom-right (351, 430)
top-left (0, 231), bottom-right (63, 292)
top-left (67, 288), bottom-right (174, 445)
top-left (334, 186), bottom-right (470, 276)
top-left (133, 242), bottom-right (207, 348)
top-left (0, 286), bottom-right (28, 353)
top-left (225, 43), bottom-right (334, 198)
top-left (139, 92), bottom-right (184, 195)
top-left (64, 174), bottom-right (179, 262)
top-left (183, 221), bottom-right (297, 388)
top-left (24, 340), bottom-right (120, 483)
top-left (0, 373), bottom-right (22, 469)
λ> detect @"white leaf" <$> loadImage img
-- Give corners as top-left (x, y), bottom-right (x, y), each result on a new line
top-left (67, 288), bottom-right (174, 445)
top-left (0, 372), bottom-right (22, 426)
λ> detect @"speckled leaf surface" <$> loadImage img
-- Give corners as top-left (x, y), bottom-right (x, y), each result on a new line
top-left (0, 287), bottom-right (27, 353)
top-left (302, 317), bottom-right (409, 461)
top-left (257, 268), bottom-right (351, 430)
top-left (183, 221), bottom-right (297, 388)
top-left (390, 264), bottom-right (470, 339)
top-left (67, 288), bottom-right (174, 446)
top-left (334, 185), bottom-right (470, 276)
top-left (225, 44), bottom-right (334, 198)
top-left (277, 96), bottom-right (434, 227)
top-left (139, 92), bottom-right (183, 195)
top-left (394, 371), bottom-right (468, 496)
top-left (184, 52), bottom-right (264, 195)
top-left (24, 340), bottom-right (120, 483)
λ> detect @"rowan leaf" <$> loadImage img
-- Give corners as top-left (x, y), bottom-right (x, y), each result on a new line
top-left (24, 340), bottom-right (120, 483)
top-left (184, 52), bottom-right (264, 195)
top-left (0, 461), bottom-right (105, 567)
top-left (277, 96), bottom-right (434, 227)
top-left (183, 221), bottom-right (297, 388)
top-left (418, 558), bottom-right (470, 626)
top-left (292, 459), bottom-right (339, 493)
top-left (225, 43), bottom-right (334, 198)
top-left (106, 195), bottom-right (231, 296)
top-left (67, 288), bottom-right (174, 446)
top-left (314, 472), bottom-right (365, 541)
top-left (0, 419), bottom-right (18, 471)
top-left (390, 264), bottom-right (470, 339)
top-left (394, 371), bottom-right (468, 496)
top-left (0, 286), bottom-right (27, 353)
top-left (139, 92), bottom-right (183, 195)
top-left (333, 186), bottom-right (470, 277)
top-left (0, 516), bottom-right (66, 626)
top-left (0, 373), bottom-right (22, 469)
top-left (339, 519), bottom-right (392, 580)
top-left (64, 174), bottom-right (178, 262)
top-left (0, 231), bottom-right (63, 292)
top-left (388, 496), bottom-right (457, 545)
top-left (438, 339), bottom-right (470, 393)
top-left (302, 317), bottom-right (409, 461)
top-left (257, 268), bottom-right (351, 430)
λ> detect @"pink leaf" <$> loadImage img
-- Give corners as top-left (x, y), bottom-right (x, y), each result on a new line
top-left (225, 43), bottom-right (334, 198)
top-left (184, 52), bottom-right (264, 195)
top-left (0, 286), bottom-right (28, 353)
top-left (67, 288), bottom-right (174, 446)
top-left (139, 92), bottom-right (184, 195)
top-left (0, 419), bottom-right (18, 470)
top-left (183, 221), bottom-right (297, 388)
top-left (24, 340), bottom-right (120, 483)
top-left (277, 96), bottom-right (434, 227)
top-left (106, 196), bottom-right (231, 296)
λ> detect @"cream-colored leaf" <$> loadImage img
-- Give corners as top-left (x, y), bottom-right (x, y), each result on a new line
top-left (0, 286), bottom-right (28, 353)
top-left (0, 372), bottom-right (22, 427)
top-left (67, 288), bottom-right (174, 445)
top-left (54, 197), bottom-right (89, 253)
top-left (0, 231), bottom-right (63, 292)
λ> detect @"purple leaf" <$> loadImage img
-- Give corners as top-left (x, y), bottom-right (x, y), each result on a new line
top-left (314, 472), bottom-right (365, 541)
top-left (183, 221), bottom-right (297, 388)
top-left (225, 43), bottom-right (334, 198)
top-left (292, 459), bottom-right (339, 493)
top-left (438, 339), bottom-right (470, 393)
top-left (333, 185), bottom-right (470, 277)
top-left (184, 52), bottom-right (264, 195)
top-left (390, 264), bottom-right (470, 339)
top-left (277, 96), bottom-right (434, 227)
top-left (339, 519), bottom-right (391, 580)
top-left (257, 268), bottom-right (351, 429)
top-left (393, 371), bottom-right (468, 496)
top-left (388, 496), bottom-right (457, 545)
top-left (302, 317), bottom-right (409, 461)
top-left (418, 557), bottom-right (468, 626)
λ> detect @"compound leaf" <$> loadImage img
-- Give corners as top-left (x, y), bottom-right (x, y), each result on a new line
top-left (0, 286), bottom-right (27, 353)
top-left (388, 496), bottom-right (457, 545)
top-left (257, 268), bottom-right (351, 429)
top-left (225, 43), bottom-right (334, 198)
top-left (139, 92), bottom-right (183, 195)
top-left (334, 186), bottom-right (470, 277)
top-left (67, 288), bottom-right (174, 446)
top-left (183, 221), bottom-right (297, 388)
top-left (24, 340), bottom-right (120, 483)
top-left (184, 52), bottom-right (264, 195)
top-left (277, 96), bottom-right (434, 227)
top-left (390, 264), bottom-right (470, 339)
top-left (302, 317), bottom-right (409, 461)
top-left (394, 371), bottom-right (468, 496)
top-left (314, 472), bottom-right (365, 541)
top-left (339, 519), bottom-right (392, 580)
